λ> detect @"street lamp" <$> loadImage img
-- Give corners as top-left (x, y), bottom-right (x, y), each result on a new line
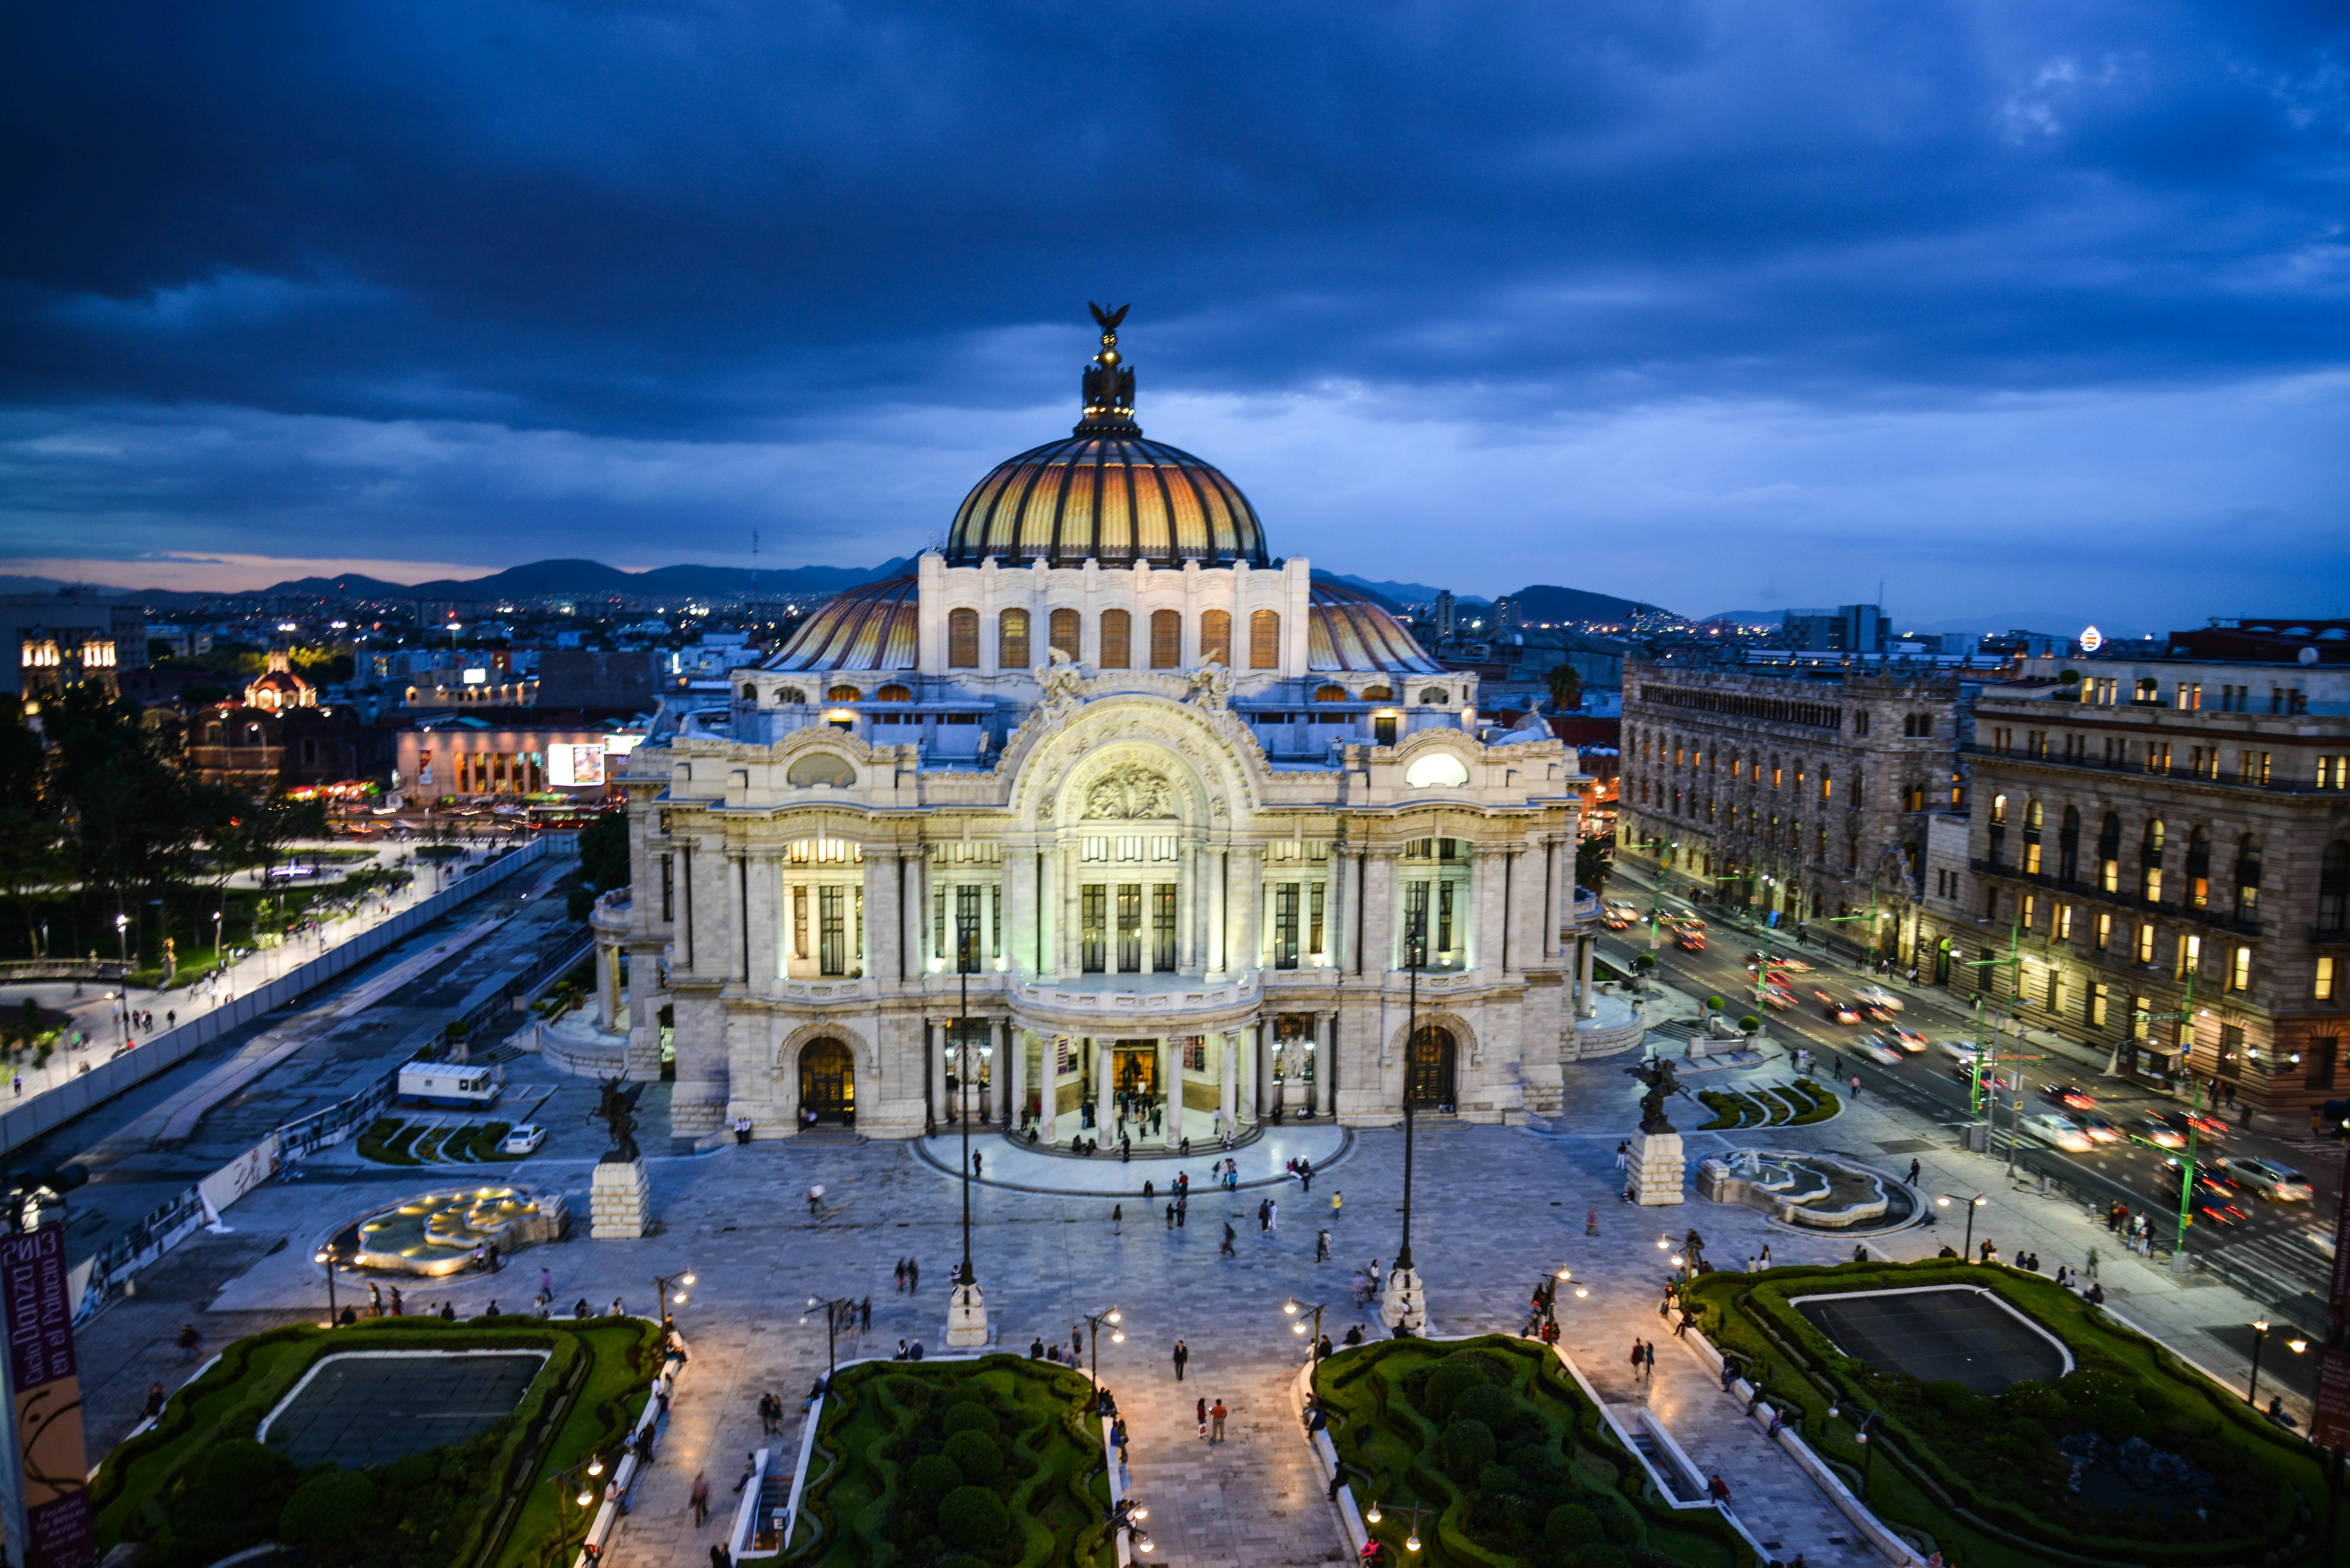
top-left (113, 913), bottom-right (131, 1041)
top-left (1936, 1192), bottom-right (1989, 1261)
top-left (1557, 1265), bottom-right (1587, 1301)
top-left (1386, 906), bottom-right (1429, 1336)
top-left (801, 1293), bottom-right (858, 1380)
top-left (653, 1268), bottom-right (696, 1331)
top-left (1284, 1297), bottom-right (1332, 1358)
top-left (945, 913), bottom-right (993, 1348)
top-left (1104, 1498), bottom-right (1153, 1556)
top-left (1364, 1499), bottom-right (1434, 1554)
top-left (2246, 1318), bottom-right (2310, 1409)
top-left (314, 1241), bottom-right (346, 1326)
top-left (1080, 1306), bottom-right (1124, 1384)
top-left (1824, 1401), bottom-right (1883, 1496)
top-left (548, 1459), bottom-right (602, 1563)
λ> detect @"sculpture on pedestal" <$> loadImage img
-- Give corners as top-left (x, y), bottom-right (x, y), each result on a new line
top-left (1623, 1057), bottom-right (1681, 1134)
top-left (588, 1077), bottom-right (652, 1239)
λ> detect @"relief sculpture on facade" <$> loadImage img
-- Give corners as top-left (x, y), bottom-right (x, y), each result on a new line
top-left (1081, 762), bottom-right (1176, 820)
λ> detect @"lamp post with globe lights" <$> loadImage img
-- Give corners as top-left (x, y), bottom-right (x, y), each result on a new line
top-left (945, 913), bottom-right (992, 1348)
top-left (1383, 907), bottom-right (1430, 1336)
top-left (653, 1268), bottom-right (696, 1333)
top-left (1936, 1192), bottom-right (1988, 1261)
top-left (2246, 1316), bottom-right (2308, 1410)
top-left (1284, 1297), bottom-right (1332, 1359)
top-left (1364, 1498), bottom-right (1434, 1555)
top-left (1104, 1498), bottom-right (1153, 1556)
top-left (1080, 1306), bottom-right (1124, 1384)
top-left (801, 1294), bottom-right (858, 1380)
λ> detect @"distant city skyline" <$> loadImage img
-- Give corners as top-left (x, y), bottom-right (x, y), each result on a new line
top-left (5, 4), bottom-right (2345, 624)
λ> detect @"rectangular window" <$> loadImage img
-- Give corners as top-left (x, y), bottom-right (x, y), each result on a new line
top-left (2095, 911), bottom-right (2111, 949)
top-left (1049, 607), bottom-right (1081, 661)
top-left (2021, 893), bottom-right (2037, 930)
top-left (951, 884), bottom-right (981, 969)
top-left (1150, 609), bottom-right (1181, 669)
top-left (2056, 904), bottom-right (2073, 940)
top-left (2318, 955), bottom-right (2337, 1002)
top-left (991, 882), bottom-right (1002, 957)
top-left (1117, 882), bottom-right (1142, 972)
top-left (2219, 1023), bottom-right (2243, 1071)
top-left (2242, 750), bottom-right (2271, 785)
top-left (1437, 881), bottom-right (1456, 954)
top-left (2046, 969), bottom-right (2063, 1013)
top-left (792, 884), bottom-right (808, 959)
top-left (1099, 609), bottom-right (1131, 669)
top-left (998, 608), bottom-right (1030, 669)
top-left (2144, 741), bottom-right (2172, 774)
top-left (1272, 882), bottom-right (1300, 970)
top-left (2176, 682), bottom-right (2201, 711)
top-left (2135, 923), bottom-right (2156, 964)
top-left (2319, 756), bottom-right (2347, 790)
top-left (1403, 880), bottom-right (1432, 960)
top-left (2229, 945), bottom-right (2251, 992)
top-left (2023, 841), bottom-right (2042, 875)
top-left (2176, 932), bottom-right (2201, 979)
top-left (1249, 609), bottom-right (1281, 669)
top-left (947, 607), bottom-right (980, 668)
top-left (1309, 882), bottom-right (1326, 958)
top-left (2309, 1036), bottom-right (2339, 1090)
top-left (659, 856), bottom-right (674, 921)
top-left (1984, 886), bottom-right (1999, 919)
top-left (1153, 883), bottom-right (1176, 969)
top-left (2088, 982), bottom-right (2109, 1029)
top-left (1200, 609), bottom-right (1232, 667)
top-left (2100, 857), bottom-right (2119, 893)
top-left (819, 885), bottom-right (846, 976)
top-left (1081, 885), bottom-right (1107, 973)
top-left (2142, 866), bottom-right (2163, 903)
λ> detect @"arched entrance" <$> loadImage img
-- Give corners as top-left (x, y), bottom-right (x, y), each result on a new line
top-left (1406, 1026), bottom-right (1456, 1111)
top-left (800, 1039), bottom-right (855, 1124)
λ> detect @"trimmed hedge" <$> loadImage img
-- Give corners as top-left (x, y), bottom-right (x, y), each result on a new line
top-left (93, 1315), bottom-right (660, 1568)
top-left (1314, 1334), bottom-right (1753, 1568)
top-left (788, 1354), bottom-right (1112, 1566)
top-left (1683, 1260), bottom-right (2332, 1568)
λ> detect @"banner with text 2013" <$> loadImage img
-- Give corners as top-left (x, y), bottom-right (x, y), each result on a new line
top-left (0, 1225), bottom-right (94, 1568)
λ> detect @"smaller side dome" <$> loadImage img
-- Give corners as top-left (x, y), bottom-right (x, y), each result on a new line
top-left (1308, 584), bottom-right (1444, 674)
top-left (767, 576), bottom-right (919, 673)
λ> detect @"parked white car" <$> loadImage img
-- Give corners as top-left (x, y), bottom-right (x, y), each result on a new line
top-left (2020, 1112), bottom-right (2093, 1153)
top-left (500, 1124), bottom-right (547, 1155)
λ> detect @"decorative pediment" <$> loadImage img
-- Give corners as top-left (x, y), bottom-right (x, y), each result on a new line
top-left (1081, 763), bottom-right (1176, 820)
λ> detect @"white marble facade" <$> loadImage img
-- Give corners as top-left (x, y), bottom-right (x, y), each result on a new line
top-left (597, 319), bottom-right (1612, 1146)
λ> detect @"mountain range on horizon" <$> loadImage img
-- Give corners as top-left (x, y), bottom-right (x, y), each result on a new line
top-left (1703, 607), bottom-right (2154, 640)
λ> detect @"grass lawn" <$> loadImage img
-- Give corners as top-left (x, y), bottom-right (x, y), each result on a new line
top-left (93, 1315), bottom-right (658, 1568)
top-left (1314, 1334), bottom-right (1752, 1568)
top-left (788, 1354), bottom-right (1113, 1566)
top-left (1683, 1259), bottom-right (2335, 1568)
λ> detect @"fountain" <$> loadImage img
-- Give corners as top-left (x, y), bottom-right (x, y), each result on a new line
top-left (1695, 1148), bottom-right (1909, 1231)
top-left (344, 1183), bottom-right (569, 1276)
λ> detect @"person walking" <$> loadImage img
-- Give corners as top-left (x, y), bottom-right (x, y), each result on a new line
top-left (1906, 1158), bottom-right (1921, 1186)
top-left (895, 1258), bottom-right (907, 1292)
top-left (1172, 1339), bottom-right (1189, 1381)
top-left (859, 1297), bottom-right (871, 1331)
top-left (1166, 1201), bottom-right (1176, 1230)
top-left (1268, 1198), bottom-right (1280, 1231)
top-left (176, 1324), bottom-right (200, 1363)
top-left (1585, 1207), bottom-right (1599, 1237)
top-left (1221, 1222), bottom-right (1237, 1256)
top-left (1331, 1190), bottom-right (1343, 1222)
top-left (907, 1259), bottom-right (919, 1292)
top-left (1643, 1341), bottom-right (1657, 1380)
top-left (690, 1471), bottom-right (712, 1526)
top-left (1112, 1203), bottom-right (1123, 1235)
top-left (1849, 1073), bottom-right (1861, 1100)
top-left (1196, 1397), bottom-right (1208, 1438)
top-left (2084, 1246), bottom-right (2099, 1281)
top-left (1177, 1195), bottom-right (1188, 1228)
top-left (1210, 1398), bottom-right (1227, 1441)
top-left (1316, 1228), bottom-right (1331, 1262)
top-left (1629, 1339), bottom-right (1645, 1383)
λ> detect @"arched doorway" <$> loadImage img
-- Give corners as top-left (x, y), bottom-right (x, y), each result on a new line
top-left (800, 1039), bottom-right (855, 1124)
top-left (1406, 1026), bottom-right (1456, 1111)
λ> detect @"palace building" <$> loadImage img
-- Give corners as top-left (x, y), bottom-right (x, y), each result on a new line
top-left (591, 312), bottom-right (1631, 1147)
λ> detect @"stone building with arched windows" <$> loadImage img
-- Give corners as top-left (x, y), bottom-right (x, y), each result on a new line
top-left (588, 313), bottom-right (1628, 1147)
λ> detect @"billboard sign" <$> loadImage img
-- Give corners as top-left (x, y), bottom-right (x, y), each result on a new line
top-left (547, 744), bottom-right (607, 789)
top-left (0, 1224), bottom-right (94, 1567)
top-left (2310, 1141), bottom-right (2350, 1452)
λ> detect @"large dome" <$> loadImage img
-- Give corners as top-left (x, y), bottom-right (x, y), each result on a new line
top-left (942, 308), bottom-right (1271, 569)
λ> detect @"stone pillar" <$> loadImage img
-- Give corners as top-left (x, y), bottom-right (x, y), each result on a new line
top-left (596, 943), bottom-right (620, 1031)
top-left (1327, 846), bottom-right (1351, 972)
top-left (1365, 851), bottom-right (1398, 973)
top-left (1009, 1024), bottom-right (1028, 1132)
top-left (590, 1155), bottom-right (650, 1239)
top-left (914, 848), bottom-right (933, 974)
top-left (1232, 847), bottom-right (1263, 972)
top-left (1207, 848), bottom-right (1228, 977)
top-left (1004, 846), bottom-right (1036, 977)
top-left (745, 852), bottom-right (779, 986)
top-left (928, 1021), bottom-right (948, 1132)
top-left (1580, 937), bottom-right (1599, 1019)
top-left (1160, 1037), bottom-right (1180, 1149)
top-left (1219, 1031), bottom-right (1239, 1133)
top-left (1627, 1129), bottom-right (1687, 1206)
top-left (1093, 1038), bottom-right (1113, 1138)
top-left (1242, 1022), bottom-right (1261, 1122)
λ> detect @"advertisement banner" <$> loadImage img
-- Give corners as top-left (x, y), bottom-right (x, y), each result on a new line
top-left (549, 743), bottom-right (606, 788)
top-left (0, 1225), bottom-right (94, 1567)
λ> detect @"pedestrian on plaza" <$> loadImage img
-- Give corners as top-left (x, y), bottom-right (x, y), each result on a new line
top-left (1643, 1341), bottom-right (1657, 1380)
top-left (1629, 1339), bottom-right (1644, 1381)
top-left (1029, 1336), bottom-right (1045, 1359)
top-left (807, 1184), bottom-right (823, 1217)
top-left (1980, 1238), bottom-right (1998, 1265)
top-left (711, 1545), bottom-right (732, 1568)
top-left (1906, 1159), bottom-right (1921, 1186)
top-left (1210, 1399), bottom-right (1227, 1441)
top-left (1850, 1074), bottom-right (1861, 1100)
top-left (1332, 1190), bottom-right (1343, 1220)
top-left (1144, 1179), bottom-right (1155, 1204)
top-left (860, 1296), bottom-right (871, 1331)
top-left (1317, 1228), bottom-right (1331, 1262)
top-left (1167, 1202), bottom-right (1176, 1229)
top-left (1707, 1474), bottom-right (1731, 1504)
top-left (1197, 1397), bottom-right (1209, 1437)
top-left (1614, 1141), bottom-right (1628, 1175)
top-left (733, 1452), bottom-right (756, 1494)
top-left (1177, 1195), bottom-right (1188, 1228)
top-left (1300, 1160), bottom-right (1313, 1193)
top-left (176, 1323), bottom-right (200, 1363)
top-left (443, 1302), bottom-right (459, 1321)
top-left (1120, 1134), bottom-right (1130, 1162)
top-left (143, 1382), bottom-right (165, 1420)
top-left (907, 1259), bottom-right (919, 1292)
top-left (690, 1471), bottom-right (711, 1526)
top-left (368, 1281), bottom-right (383, 1317)
top-left (1221, 1222), bottom-right (1237, 1257)
top-left (390, 1286), bottom-right (405, 1316)
top-left (974, 1150), bottom-right (984, 1178)
top-left (1258, 1198), bottom-right (1271, 1232)
top-left (1586, 1207), bottom-right (1600, 1237)
top-left (1112, 1203), bottom-right (1123, 1235)
top-left (1172, 1339), bottom-right (1189, 1381)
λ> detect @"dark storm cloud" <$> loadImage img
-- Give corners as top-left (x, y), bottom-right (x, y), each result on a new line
top-left (2, 1), bottom-right (2346, 614)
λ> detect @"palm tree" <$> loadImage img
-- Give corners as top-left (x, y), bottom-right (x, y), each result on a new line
top-left (1545, 662), bottom-right (1583, 712)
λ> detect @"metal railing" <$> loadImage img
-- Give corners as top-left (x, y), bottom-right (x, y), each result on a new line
top-left (0, 959), bottom-right (131, 984)
top-left (1960, 742), bottom-right (2333, 796)
top-left (1967, 860), bottom-right (2262, 937)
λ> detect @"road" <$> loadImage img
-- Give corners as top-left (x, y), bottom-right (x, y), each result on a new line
top-left (1603, 863), bottom-right (2343, 1347)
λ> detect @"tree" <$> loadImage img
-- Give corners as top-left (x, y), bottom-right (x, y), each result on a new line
top-left (0, 697), bottom-right (64, 957)
top-left (1545, 662), bottom-right (1583, 712)
top-left (569, 810), bottom-right (631, 921)
top-left (1575, 832), bottom-right (1613, 895)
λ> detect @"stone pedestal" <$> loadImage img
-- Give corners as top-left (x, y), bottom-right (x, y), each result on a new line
top-left (590, 1156), bottom-right (651, 1239)
top-left (1627, 1130), bottom-right (1687, 1206)
top-left (945, 1281), bottom-right (990, 1348)
top-left (1379, 1265), bottom-right (1429, 1334)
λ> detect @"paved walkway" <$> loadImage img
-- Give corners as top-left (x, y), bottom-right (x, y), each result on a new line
top-left (917, 1122), bottom-right (1351, 1196)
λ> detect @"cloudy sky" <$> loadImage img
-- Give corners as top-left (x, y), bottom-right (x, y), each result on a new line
top-left (4, 1), bottom-right (2347, 623)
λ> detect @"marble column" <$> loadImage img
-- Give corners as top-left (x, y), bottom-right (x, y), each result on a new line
top-left (1580, 936), bottom-right (1599, 1018)
top-left (596, 944), bottom-right (620, 1030)
top-left (1328, 845), bottom-right (1351, 973)
top-left (1004, 846), bottom-right (1035, 977)
top-left (1207, 848), bottom-right (1228, 976)
top-left (1160, 1037), bottom-right (1180, 1149)
top-left (1242, 1023), bottom-right (1261, 1122)
top-left (927, 1020), bottom-right (945, 1132)
top-left (745, 852), bottom-right (779, 987)
top-left (1232, 847), bottom-right (1263, 973)
top-left (1092, 1038), bottom-right (1113, 1138)
top-left (1219, 1032), bottom-right (1239, 1132)
top-left (1003, 1020), bottom-right (1020, 1129)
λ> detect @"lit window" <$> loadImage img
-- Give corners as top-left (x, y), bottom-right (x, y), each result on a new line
top-left (2229, 946), bottom-right (2251, 992)
top-left (2319, 956), bottom-right (2337, 1002)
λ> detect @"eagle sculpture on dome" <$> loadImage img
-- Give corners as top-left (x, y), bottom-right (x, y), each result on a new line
top-left (1082, 304), bottom-right (1137, 424)
top-left (1089, 301), bottom-right (1130, 335)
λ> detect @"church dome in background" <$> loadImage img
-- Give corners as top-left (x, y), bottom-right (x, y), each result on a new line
top-left (942, 307), bottom-right (1271, 569)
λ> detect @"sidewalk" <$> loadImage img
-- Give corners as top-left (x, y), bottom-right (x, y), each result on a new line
top-left (916, 1122), bottom-right (1350, 1197)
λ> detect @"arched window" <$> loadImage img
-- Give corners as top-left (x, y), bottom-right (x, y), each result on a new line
top-left (1418, 686), bottom-right (1451, 706)
top-left (2142, 819), bottom-right (2166, 858)
top-left (1990, 794), bottom-right (2009, 825)
top-left (876, 684), bottom-right (912, 702)
top-left (947, 607), bottom-right (979, 668)
top-left (1314, 684), bottom-right (1347, 702)
top-left (2319, 841), bottom-right (2349, 933)
top-left (2185, 826), bottom-right (2211, 909)
top-left (1249, 609), bottom-right (1280, 669)
top-left (1149, 609), bottom-right (1181, 669)
top-left (2234, 834), bottom-right (2261, 919)
top-left (998, 608), bottom-right (1030, 669)
top-left (826, 684), bottom-right (861, 702)
top-left (2098, 811), bottom-right (2122, 857)
top-left (1049, 608), bottom-right (1081, 661)
top-left (1363, 685), bottom-right (1394, 702)
top-left (740, 683), bottom-right (758, 702)
top-left (2058, 805), bottom-right (2081, 884)
top-left (2021, 799), bottom-right (2043, 874)
top-left (777, 686), bottom-right (806, 705)
top-left (1987, 793), bottom-right (2008, 867)
top-left (1201, 609), bottom-right (1232, 667)
top-left (1099, 608), bottom-right (1131, 669)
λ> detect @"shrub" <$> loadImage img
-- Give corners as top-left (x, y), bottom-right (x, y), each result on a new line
top-left (907, 1453), bottom-right (963, 1518)
top-left (1424, 1353), bottom-right (1498, 1421)
top-left (1569, 1547), bottom-right (1631, 1568)
top-left (1452, 1381), bottom-right (1522, 1437)
top-left (942, 1428), bottom-right (1004, 1485)
top-left (1477, 1462), bottom-right (1526, 1499)
top-left (278, 1470), bottom-right (377, 1565)
top-left (1998, 1379), bottom-right (2065, 1423)
top-left (940, 1399), bottom-right (1001, 1440)
top-left (1544, 1503), bottom-right (1604, 1550)
top-left (1738, 1014), bottom-right (1761, 1034)
top-left (936, 1485), bottom-right (1010, 1549)
top-left (1442, 1417), bottom-right (1497, 1479)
